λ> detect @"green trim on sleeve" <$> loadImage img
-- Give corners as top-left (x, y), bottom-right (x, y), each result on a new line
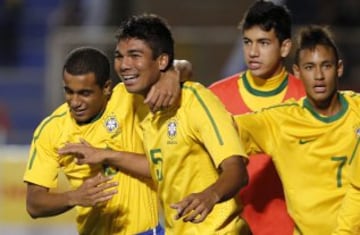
top-left (183, 85), bottom-right (224, 145)
top-left (349, 137), bottom-right (360, 165)
top-left (28, 148), bottom-right (37, 170)
top-left (28, 111), bottom-right (67, 170)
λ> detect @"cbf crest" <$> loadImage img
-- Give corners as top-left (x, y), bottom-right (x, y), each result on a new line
top-left (104, 115), bottom-right (119, 133)
top-left (167, 118), bottom-right (178, 144)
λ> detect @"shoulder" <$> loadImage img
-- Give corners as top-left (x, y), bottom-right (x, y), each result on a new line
top-left (182, 81), bottom-right (224, 108)
top-left (341, 90), bottom-right (360, 97)
top-left (182, 81), bottom-right (207, 98)
top-left (45, 103), bottom-right (69, 123)
top-left (208, 72), bottom-right (243, 90)
top-left (341, 90), bottom-right (360, 106)
top-left (110, 82), bottom-right (144, 107)
top-left (259, 98), bottom-right (302, 114)
top-left (112, 82), bottom-right (128, 97)
top-left (34, 103), bottom-right (69, 137)
top-left (183, 81), bottom-right (216, 97)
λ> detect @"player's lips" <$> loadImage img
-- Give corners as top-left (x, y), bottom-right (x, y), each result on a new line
top-left (313, 84), bottom-right (326, 93)
top-left (72, 109), bottom-right (86, 116)
top-left (248, 61), bottom-right (261, 70)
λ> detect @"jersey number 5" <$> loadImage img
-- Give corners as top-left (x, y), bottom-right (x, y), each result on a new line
top-left (150, 148), bottom-right (163, 181)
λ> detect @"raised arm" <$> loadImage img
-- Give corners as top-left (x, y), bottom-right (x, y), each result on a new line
top-left (144, 59), bottom-right (192, 112)
top-left (26, 173), bottom-right (117, 218)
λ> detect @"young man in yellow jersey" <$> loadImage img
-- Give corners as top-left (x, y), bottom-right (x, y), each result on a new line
top-left (209, 1), bottom-right (304, 234)
top-left (59, 14), bottom-right (251, 234)
top-left (234, 25), bottom-right (360, 234)
top-left (23, 47), bottom-right (186, 235)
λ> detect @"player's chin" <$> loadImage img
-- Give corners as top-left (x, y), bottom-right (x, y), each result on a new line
top-left (248, 68), bottom-right (266, 78)
top-left (73, 114), bottom-right (92, 124)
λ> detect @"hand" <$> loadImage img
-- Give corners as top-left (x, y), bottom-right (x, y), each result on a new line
top-left (170, 189), bottom-right (220, 223)
top-left (69, 172), bottom-right (118, 207)
top-left (174, 59), bottom-right (193, 82)
top-left (144, 67), bottom-right (180, 113)
top-left (58, 139), bottom-right (107, 165)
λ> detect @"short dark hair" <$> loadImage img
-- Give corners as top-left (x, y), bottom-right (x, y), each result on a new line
top-left (115, 13), bottom-right (174, 71)
top-left (239, 0), bottom-right (292, 43)
top-left (294, 25), bottom-right (340, 65)
top-left (63, 47), bottom-right (110, 88)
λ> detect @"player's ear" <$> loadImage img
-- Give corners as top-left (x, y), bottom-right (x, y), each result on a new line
top-left (292, 64), bottom-right (300, 79)
top-left (337, 59), bottom-right (344, 78)
top-left (158, 53), bottom-right (169, 71)
top-left (103, 80), bottom-right (112, 96)
top-left (280, 39), bottom-right (292, 58)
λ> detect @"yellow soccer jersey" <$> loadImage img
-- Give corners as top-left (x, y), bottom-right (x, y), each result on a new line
top-left (140, 81), bottom-right (248, 235)
top-left (235, 91), bottom-right (360, 235)
top-left (332, 137), bottom-right (360, 235)
top-left (23, 83), bottom-right (158, 235)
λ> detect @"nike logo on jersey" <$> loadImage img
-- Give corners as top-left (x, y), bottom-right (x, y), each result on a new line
top-left (299, 138), bottom-right (316, 144)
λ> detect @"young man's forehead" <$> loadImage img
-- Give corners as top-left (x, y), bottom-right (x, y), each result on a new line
top-left (299, 45), bottom-right (336, 57)
top-left (298, 46), bottom-right (338, 65)
top-left (243, 26), bottom-right (276, 36)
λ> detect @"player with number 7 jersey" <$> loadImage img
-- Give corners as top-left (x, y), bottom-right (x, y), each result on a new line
top-left (233, 24), bottom-right (360, 234)
top-left (234, 91), bottom-right (360, 234)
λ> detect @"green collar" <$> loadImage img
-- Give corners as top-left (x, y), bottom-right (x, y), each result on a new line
top-left (242, 73), bottom-right (288, 97)
top-left (303, 93), bottom-right (348, 123)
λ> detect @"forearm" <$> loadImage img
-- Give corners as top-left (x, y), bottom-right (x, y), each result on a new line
top-left (26, 173), bottom-right (119, 218)
top-left (104, 150), bottom-right (151, 178)
top-left (58, 143), bottom-right (152, 178)
top-left (206, 155), bottom-right (248, 203)
top-left (26, 185), bottom-right (74, 218)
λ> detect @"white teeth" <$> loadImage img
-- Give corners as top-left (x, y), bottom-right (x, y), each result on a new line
top-left (122, 75), bottom-right (136, 81)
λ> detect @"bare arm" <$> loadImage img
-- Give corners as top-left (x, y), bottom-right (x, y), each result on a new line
top-left (26, 173), bottom-right (118, 218)
top-left (170, 155), bottom-right (248, 223)
top-left (144, 59), bottom-right (193, 112)
top-left (58, 140), bottom-right (151, 178)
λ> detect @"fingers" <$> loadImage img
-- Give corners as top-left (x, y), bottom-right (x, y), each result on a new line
top-left (144, 78), bottom-right (178, 113)
top-left (171, 192), bottom-right (216, 224)
top-left (148, 91), bottom-right (174, 112)
top-left (79, 138), bottom-right (91, 146)
top-left (144, 86), bottom-right (169, 112)
top-left (58, 139), bottom-right (91, 156)
top-left (78, 173), bottom-right (119, 206)
top-left (58, 143), bottom-right (83, 155)
top-left (58, 144), bottom-right (86, 165)
top-left (90, 172), bottom-right (112, 184)
top-left (171, 197), bottom-right (209, 223)
top-left (144, 86), bottom-right (156, 104)
top-left (94, 188), bottom-right (118, 204)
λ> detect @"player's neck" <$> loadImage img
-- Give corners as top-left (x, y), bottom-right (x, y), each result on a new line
top-left (307, 92), bottom-right (343, 117)
top-left (245, 67), bottom-right (287, 91)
